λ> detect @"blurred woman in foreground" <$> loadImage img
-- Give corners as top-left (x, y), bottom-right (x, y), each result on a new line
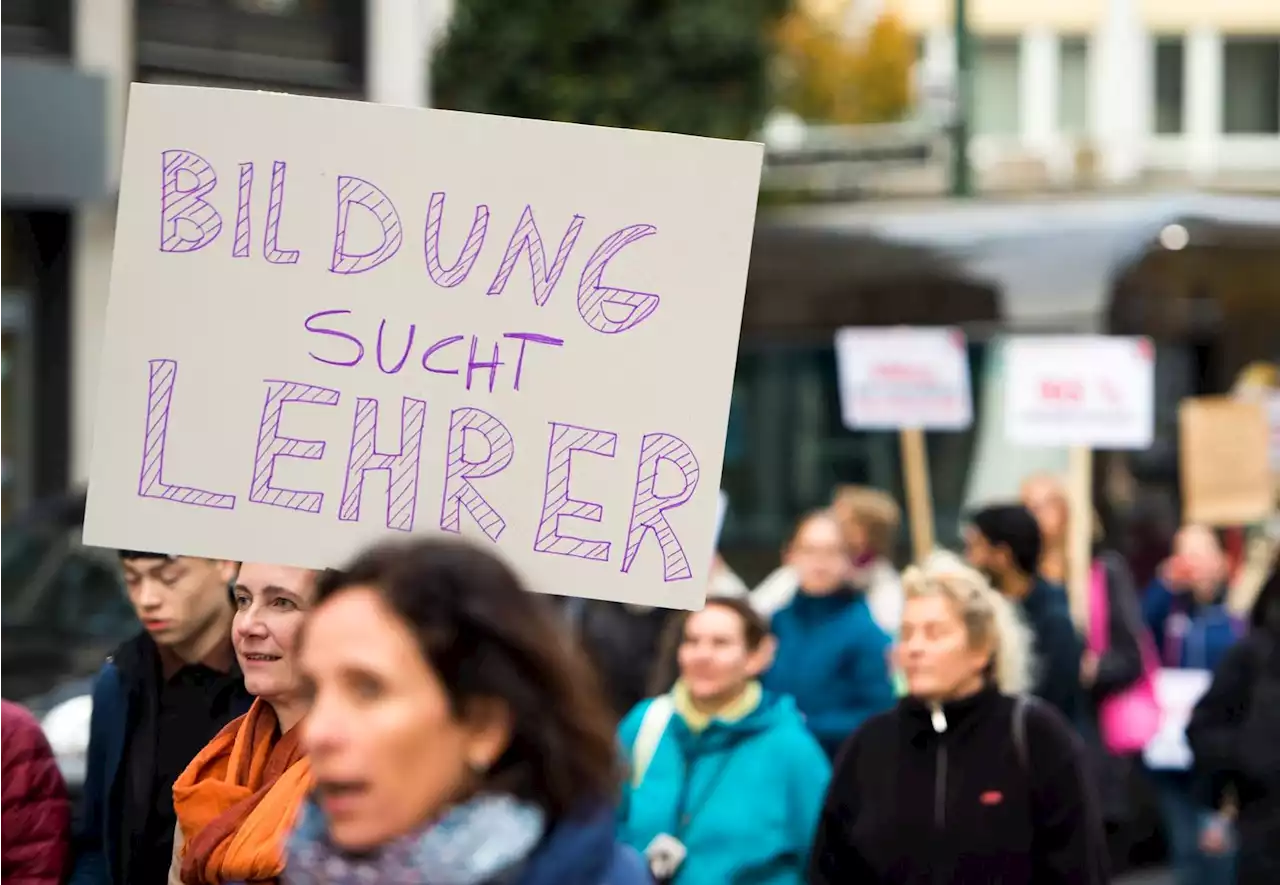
top-left (170, 564), bottom-right (318, 885)
top-left (809, 553), bottom-right (1109, 885)
top-left (619, 596), bottom-right (830, 884)
top-left (288, 539), bottom-right (649, 885)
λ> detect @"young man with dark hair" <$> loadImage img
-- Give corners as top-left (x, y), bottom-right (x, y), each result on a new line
top-left (965, 504), bottom-right (1083, 723)
top-left (70, 552), bottom-right (251, 885)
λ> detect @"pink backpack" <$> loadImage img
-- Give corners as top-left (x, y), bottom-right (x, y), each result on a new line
top-left (1088, 560), bottom-right (1162, 754)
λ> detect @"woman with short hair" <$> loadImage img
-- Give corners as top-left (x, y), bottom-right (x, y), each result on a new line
top-left (619, 596), bottom-right (830, 884)
top-left (809, 553), bottom-right (1109, 885)
top-left (169, 563), bottom-right (319, 885)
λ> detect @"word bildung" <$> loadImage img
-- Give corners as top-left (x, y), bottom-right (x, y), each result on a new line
top-left (85, 85), bottom-right (762, 610)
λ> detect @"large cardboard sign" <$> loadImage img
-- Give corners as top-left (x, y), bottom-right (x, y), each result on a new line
top-left (83, 85), bottom-right (763, 610)
top-left (1004, 336), bottom-right (1154, 449)
top-left (834, 327), bottom-right (973, 430)
top-left (1179, 396), bottom-right (1273, 526)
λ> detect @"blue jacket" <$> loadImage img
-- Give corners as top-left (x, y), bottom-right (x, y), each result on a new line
top-left (1020, 577), bottom-right (1085, 724)
top-left (69, 635), bottom-right (251, 885)
top-left (68, 657), bottom-right (127, 885)
top-left (763, 589), bottom-right (895, 757)
top-left (618, 692), bottom-right (831, 885)
top-left (1142, 578), bottom-right (1243, 671)
top-left (277, 801), bottom-right (649, 885)
top-left (492, 805), bottom-right (649, 885)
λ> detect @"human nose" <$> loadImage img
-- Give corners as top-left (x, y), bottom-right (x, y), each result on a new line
top-left (301, 690), bottom-right (346, 757)
top-left (234, 602), bottom-right (269, 639)
top-left (134, 578), bottom-right (164, 610)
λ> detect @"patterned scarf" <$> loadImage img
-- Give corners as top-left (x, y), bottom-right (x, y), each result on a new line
top-left (284, 793), bottom-right (547, 885)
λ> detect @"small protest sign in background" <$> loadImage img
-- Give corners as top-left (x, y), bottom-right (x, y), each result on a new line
top-left (1179, 396), bottom-right (1272, 527)
top-left (834, 327), bottom-right (973, 562)
top-left (1004, 336), bottom-right (1155, 450)
top-left (83, 85), bottom-right (763, 610)
top-left (834, 327), bottom-right (972, 432)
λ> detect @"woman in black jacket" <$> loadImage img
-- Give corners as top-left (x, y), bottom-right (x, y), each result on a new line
top-left (809, 552), bottom-right (1109, 885)
top-left (1186, 554), bottom-right (1280, 885)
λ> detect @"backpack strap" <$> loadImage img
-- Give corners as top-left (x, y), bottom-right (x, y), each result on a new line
top-left (1012, 694), bottom-right (1031, 772)
top-left (631, 694), bottom-right (675, 789)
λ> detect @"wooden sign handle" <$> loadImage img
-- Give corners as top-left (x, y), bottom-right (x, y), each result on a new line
top-left (1066, 446), bottom-right (1093, 633)
top-left (899, 428), bottom-right (935, 564)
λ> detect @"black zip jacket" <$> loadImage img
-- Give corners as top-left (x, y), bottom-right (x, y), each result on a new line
top-left (809, 686), bottom-right (1109, 885)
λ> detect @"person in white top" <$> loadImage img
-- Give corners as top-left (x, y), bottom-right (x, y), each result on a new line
top-left (751, 486), bottom-right (905, 636)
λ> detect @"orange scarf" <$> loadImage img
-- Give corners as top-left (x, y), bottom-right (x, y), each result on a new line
top-left (171, 698), bottom-right (311, 884)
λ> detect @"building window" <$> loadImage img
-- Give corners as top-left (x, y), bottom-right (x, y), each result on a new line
top-left (1058, 37), bottom-right (1089, 136)
top-left (973, 39), bottom-right (1021, 137)
top-left (135, 0), bottom-right (365, 95)
top-left (1222, 37), bottom-right (1280, 135)
top-left (1153, 37), bottom-right (1185, 135)
top-left (1, 0), bottom-right (71, 57)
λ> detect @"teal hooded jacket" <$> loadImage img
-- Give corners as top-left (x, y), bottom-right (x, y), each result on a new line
top-left (617, 691), bottom-right (831, 885)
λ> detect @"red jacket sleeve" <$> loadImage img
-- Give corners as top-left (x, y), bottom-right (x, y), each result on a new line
top-left (2, 700), bottom-right (72, 885)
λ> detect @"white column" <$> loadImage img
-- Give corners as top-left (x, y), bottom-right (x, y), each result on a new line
top-left (1089, 0), bottom-right (1146, 184)
top-left (1019, 27), bottom-right (1059, 153)
top-left (1186, 27), bottom-right (1223, 181)
top-left (367, 0), bottom-right (428, 106)
top-left (919, 28), bottom-right (956, 122)
top-left (70, 0), bottom-right (133, 484)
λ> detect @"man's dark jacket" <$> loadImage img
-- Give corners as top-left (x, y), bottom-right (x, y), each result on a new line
top-left (68, 634), bottom-right (251, 885)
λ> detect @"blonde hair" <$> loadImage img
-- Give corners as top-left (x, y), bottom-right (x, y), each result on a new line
top-left (901, 551), bottom-right (1035, 696)
top-left (831, 486), bottom-right (901, 558)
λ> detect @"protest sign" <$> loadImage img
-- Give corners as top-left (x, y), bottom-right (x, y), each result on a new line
top-left (1004, 336), bottom-right (1154, 449)
top-left (834, 327), bottom-right (972, 431)
top-left (1179, 396), bottom-right (1272, 526)
top-left (83, 85), bottom-right (763, 610)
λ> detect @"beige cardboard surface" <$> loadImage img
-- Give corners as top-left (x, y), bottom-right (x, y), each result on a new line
top-left (83, 85), bottom-right (763, 610)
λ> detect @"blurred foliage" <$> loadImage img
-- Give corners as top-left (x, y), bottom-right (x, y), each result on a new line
top-left (433, 0), bottom-right (793, 140)
top-left (775, 1), bottom-right (914, 124)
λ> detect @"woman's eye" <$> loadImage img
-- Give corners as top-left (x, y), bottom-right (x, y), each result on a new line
top-left (351, 674), bottom-right (382, 700)
top-left (271, 597), bottom-right (297, 610)
top-left (234, 595), bottom-right (251, 609)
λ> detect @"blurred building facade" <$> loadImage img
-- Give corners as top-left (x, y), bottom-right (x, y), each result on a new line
top-left (1, 0), bottom-right (442, 518)
top-left (905, 0), bottom-right (1280, 191)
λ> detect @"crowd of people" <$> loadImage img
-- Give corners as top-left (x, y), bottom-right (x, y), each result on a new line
top-left (1, 477), bottom-right (1278, 885)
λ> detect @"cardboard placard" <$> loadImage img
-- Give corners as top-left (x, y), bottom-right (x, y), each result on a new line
top-left (1179, 396), bottom-right (1272, 526)
top-left (83, 85), bottom-right (764, 610)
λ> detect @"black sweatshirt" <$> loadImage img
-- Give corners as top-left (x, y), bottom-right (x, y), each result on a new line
top-left (809, 686), bottom-right (1109, 885)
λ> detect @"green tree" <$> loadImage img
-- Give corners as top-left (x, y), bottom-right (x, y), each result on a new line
top-left (432, 0), bottom-right (791, 140)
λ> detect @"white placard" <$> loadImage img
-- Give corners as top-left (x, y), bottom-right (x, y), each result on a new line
top-left (83, 85), bottom-right (764, 611)
top-left (1143, 667), bottom-right (1213, 771)
top-left (834, 327), bottom-right (973, 430)
top-left (1004, 336), bottom-right (1155, 449)
top-left (715, 490), bottom-right (729, 545)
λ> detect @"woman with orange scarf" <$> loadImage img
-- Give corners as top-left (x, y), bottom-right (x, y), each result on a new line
top-left (168, 563), bottom-right (317, 885)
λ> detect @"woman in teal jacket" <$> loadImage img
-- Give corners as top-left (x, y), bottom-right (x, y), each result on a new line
top-left (618, 596), bottom-right (830, 885)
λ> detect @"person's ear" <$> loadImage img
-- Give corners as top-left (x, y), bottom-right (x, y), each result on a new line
top-left (214, 559), bottom-right (239, 585)
top-left (746, 635), bottom-right (777, 677)
top-left (462, 697), bottom-right (513, 774)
